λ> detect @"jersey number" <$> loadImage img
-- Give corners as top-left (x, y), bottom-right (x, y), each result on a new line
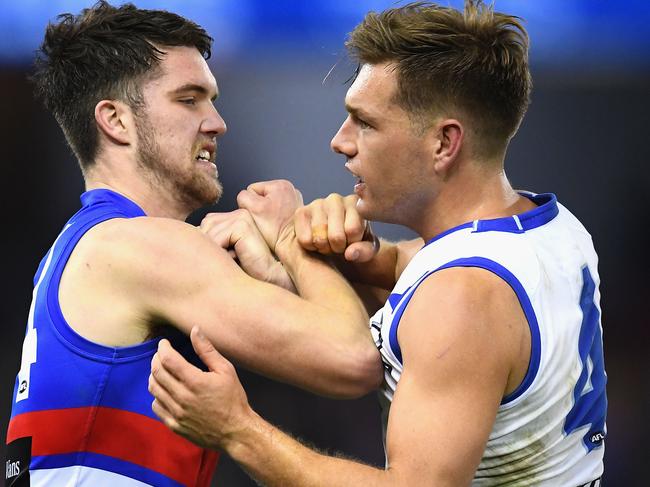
top-left (563, 266), bottom-right (607, 452)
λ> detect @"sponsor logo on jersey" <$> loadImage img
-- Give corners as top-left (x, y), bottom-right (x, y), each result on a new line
top-left (5, 436), bottom-right (31, 486)
top-left (6, 460), bottom-right (20, 479)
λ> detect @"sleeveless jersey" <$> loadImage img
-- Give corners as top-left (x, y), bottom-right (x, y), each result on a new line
top-left (370, 193), bottom-right (606, 486)
top-left (5, 189), bottom-right (219, 487)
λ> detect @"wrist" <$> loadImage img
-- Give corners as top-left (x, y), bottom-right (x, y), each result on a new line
top-left (274, 223), bottom-right (299, 262)
top-left (223, 408), bottom-right (272, 462)
top-left (267, 261), bottom-right (297, 293)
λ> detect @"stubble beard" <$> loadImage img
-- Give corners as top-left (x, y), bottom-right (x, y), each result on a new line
top-left (134, 113), bottom-right (223, 214)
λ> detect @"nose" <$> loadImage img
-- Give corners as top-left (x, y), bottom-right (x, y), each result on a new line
top-left (201, 104), bottom-right (227, 137)
top-left (330, 116), bottom-right (356, 158)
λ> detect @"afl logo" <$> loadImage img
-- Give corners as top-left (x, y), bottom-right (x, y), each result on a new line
top-left (590, 431), bottom-right (605, 444)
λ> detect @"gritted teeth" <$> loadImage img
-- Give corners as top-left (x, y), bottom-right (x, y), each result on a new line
top-left (196, 149), bottom-right (211, 161)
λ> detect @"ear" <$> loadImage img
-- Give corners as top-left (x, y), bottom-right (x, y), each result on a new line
top-left (432, 119), bottom-right (463, 173)
top-left (94, 99), bottom-right (134, 146)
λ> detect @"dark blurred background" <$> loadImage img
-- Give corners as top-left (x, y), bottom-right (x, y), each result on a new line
top-left (1, 1), bottom-right (649, 485)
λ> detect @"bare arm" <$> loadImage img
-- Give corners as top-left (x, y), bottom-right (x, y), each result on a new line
top-left (90, 213), bottom-right (380, 398)
top-left (149, 267), bottom-right (530, 486)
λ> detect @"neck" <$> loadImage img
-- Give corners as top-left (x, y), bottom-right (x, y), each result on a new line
top-left (414, 163), bottom-right (535, 241)
top-left (84, 158), bottom-right (191, 220)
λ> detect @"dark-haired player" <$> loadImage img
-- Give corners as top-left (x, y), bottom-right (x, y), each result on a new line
top-left (5, 2), bottom-right (381, 485)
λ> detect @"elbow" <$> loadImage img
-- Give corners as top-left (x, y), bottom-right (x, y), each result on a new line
top-left (354, 344), bottom-right (384, 396)
top-left (327, 343), bottom-right (384, 399)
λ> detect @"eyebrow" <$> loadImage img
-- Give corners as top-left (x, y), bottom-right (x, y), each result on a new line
top-left (345, 103), bottom-right (375, 122)
top-left (169, 83), bottom-right (219, 102)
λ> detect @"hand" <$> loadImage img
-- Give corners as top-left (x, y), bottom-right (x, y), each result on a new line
top-left (236, 180), bottom-right (304, 252)
top-left (149, 327), bottom-right (252, 451)
top-left (200, 210), bottom-right (295, 291)
top-left (294, 193), bottom-right (379, 262)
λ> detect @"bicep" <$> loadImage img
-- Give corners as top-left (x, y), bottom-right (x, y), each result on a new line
top-left (122, 220), bottom-right (376, 396)
top-left (384, 269), bottom-right (518, 486)
top-left (115, 219), bottom-right (305, 352)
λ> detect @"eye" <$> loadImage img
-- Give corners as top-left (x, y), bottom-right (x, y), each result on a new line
top-left (358, 119), bottom-right (371, 129)
top-left (351, 114), bottom-right (371, 129)
top-left (179, 98), bottom-right (196, 106)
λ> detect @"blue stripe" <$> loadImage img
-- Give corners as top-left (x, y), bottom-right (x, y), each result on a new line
top-left (80, 189), bottom-right (147, 218)
top-left (31, 452), bottom-right (184, 487)
top-left (423, 193), bottom-right (559, 247)
top-left (388, 257), bottom-right (541, 404)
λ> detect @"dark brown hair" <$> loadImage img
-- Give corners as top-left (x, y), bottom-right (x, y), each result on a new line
top-left (32, 1), bottom-right (213, 169)
top-left (347, 0), bottom-right (532, 156)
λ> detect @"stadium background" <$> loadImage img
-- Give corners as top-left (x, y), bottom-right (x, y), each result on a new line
top-left (1, 1), bottom-right (648, 485)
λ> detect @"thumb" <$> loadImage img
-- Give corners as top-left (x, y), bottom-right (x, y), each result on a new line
top-left (344, 240), bottom-right (378, 262)
top-left (246, 181), bottom-right (270, 196)
top-left (236, 188), bottom-right (263, 211)
top-left (190, 326), bottom-right (228, 372)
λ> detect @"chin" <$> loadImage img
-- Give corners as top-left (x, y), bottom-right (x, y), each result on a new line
top-left (210, 182), bottom-right (224, 205)
top-left (356, 200), bottom-right (377, 222)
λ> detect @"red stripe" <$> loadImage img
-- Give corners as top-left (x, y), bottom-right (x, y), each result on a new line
top-left (7, 407), bottom-right (219, 486)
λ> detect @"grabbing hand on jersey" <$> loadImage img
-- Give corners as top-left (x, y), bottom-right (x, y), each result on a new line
top-left (200, 209), bottom-right (296, 291)
top-left (294, 193), bottom-right (379, 262)
top-left (150, 327), bottom-right (252, 451)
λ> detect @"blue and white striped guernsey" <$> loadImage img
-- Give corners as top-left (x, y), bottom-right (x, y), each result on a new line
top-left (370, 193), bottom-right (606, 486)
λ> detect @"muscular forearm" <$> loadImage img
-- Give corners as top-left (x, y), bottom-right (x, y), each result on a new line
top-left (227, 410), bottom-right (393, 487)
top-left (275, 230), bottom-right (369, 324)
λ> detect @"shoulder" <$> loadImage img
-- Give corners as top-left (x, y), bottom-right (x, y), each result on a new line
top-left (397, 266), bottom-right (526, 378)
top-left (79, 216), bottom-right (239, 289)
top-left (90, 216), bottom-right (222, 258)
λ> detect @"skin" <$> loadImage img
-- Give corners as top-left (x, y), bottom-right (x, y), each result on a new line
top-left (57, 46), bottom-right (382, 398)
top-left (149, 62), bottom-right (534, 485)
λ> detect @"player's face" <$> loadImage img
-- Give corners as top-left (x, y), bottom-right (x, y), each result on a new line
top-left (331, 63), bottom-right (437, 226)
top-left (135, 46), bottom-right (226, 211)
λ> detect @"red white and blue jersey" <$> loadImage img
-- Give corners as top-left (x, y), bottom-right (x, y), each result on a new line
top-left (5, 189), bottom-right (219, 486)
top-left (371, 193), bottom-right (606, 485)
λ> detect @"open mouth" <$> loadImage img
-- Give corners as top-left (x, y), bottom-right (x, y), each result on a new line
top-left (196, 149), bottom-right (212, 162)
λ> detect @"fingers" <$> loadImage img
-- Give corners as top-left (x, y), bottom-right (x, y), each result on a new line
top-left (236, 188), bottom-right (264, 213)
top-left (200, 210), bottom-right (258, 251)
top-left (246, 181), bottom-right (269, 196)
top-left (324, 196), bottom-right (347, 254)
top-left (343, 240), bottom-right (377, 262)
top-left (149, 341), bottom-right (198, 422)
top-left (294, 208), bottom-right (318, 251)
top-left (295, 194), bottom-right (368, 257)
top-left (200, 211), bottom-right (241, 248)
top-left (344, 222), bottom-right (380, 262)
top-left (151, 396), bottom-right (180, 431)
top-left (149, 373), bottom-right (183, 423)
top-left (310, 204), bottom-right (331, 254)
top-left (343, 196), bottom-right (366, 243)
top-left (153, 339), bottom-right (202, 384)
top-left (190, 327), bottom-right (231, 373)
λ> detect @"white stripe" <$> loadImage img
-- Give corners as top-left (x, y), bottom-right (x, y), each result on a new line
top-left (16, 224), bottom-right (71, 403)
top-left (512, 214), bottom-right (523, 231)
top-left (31, 465), bottom-right (153, 486)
